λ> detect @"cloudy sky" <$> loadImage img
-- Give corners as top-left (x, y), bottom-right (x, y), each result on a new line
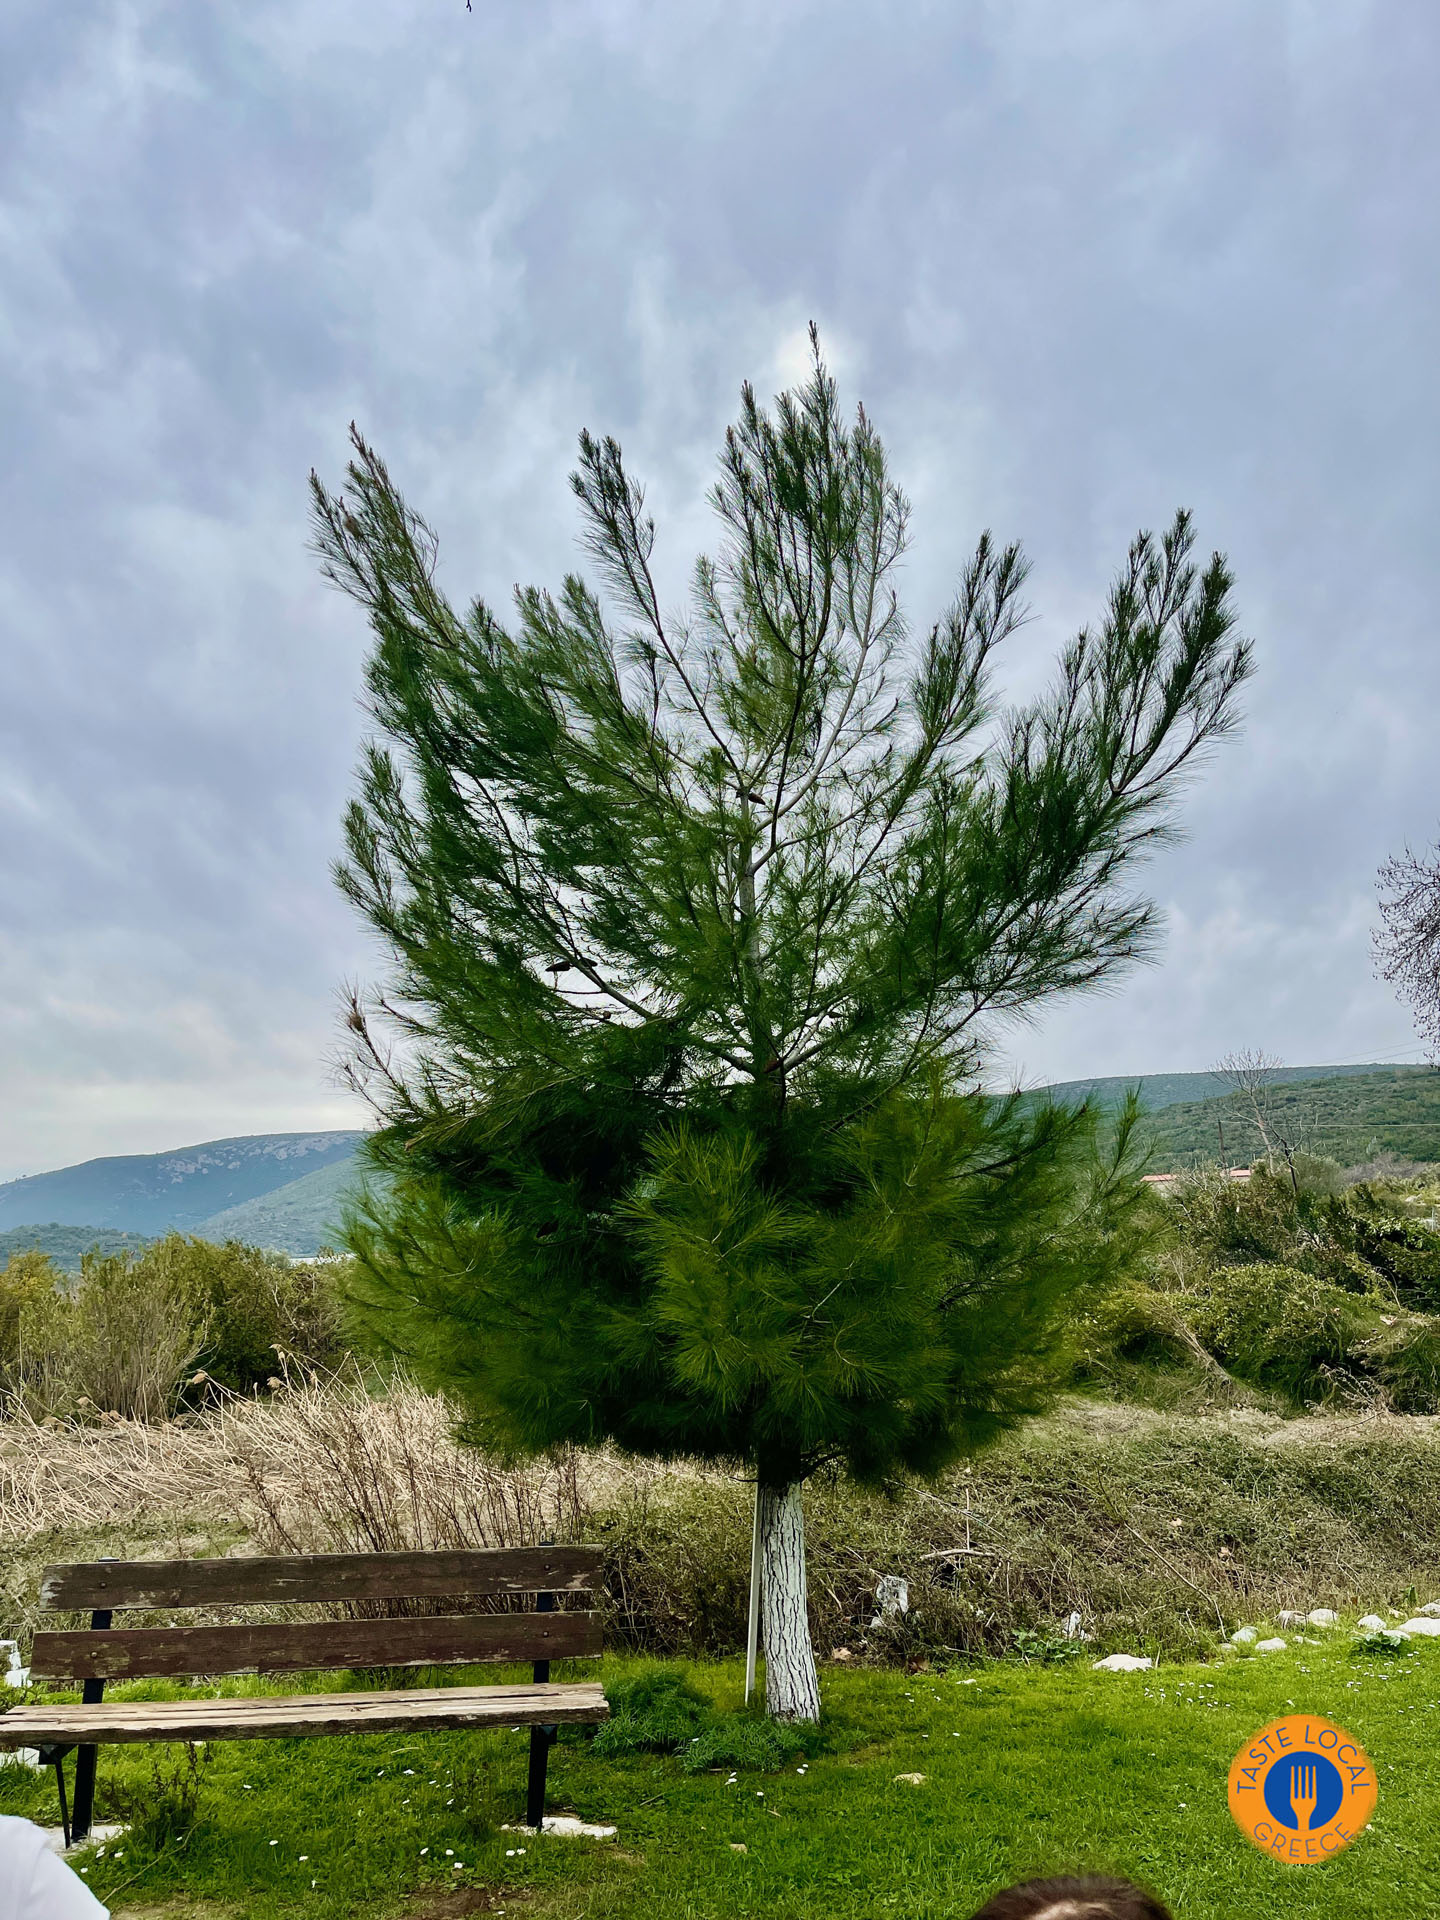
top-left (1, 0), bottom-right (1435, 1180)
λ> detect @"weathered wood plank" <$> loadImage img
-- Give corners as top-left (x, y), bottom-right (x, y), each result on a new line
top-left (40, 1546), bottom-right (604, 1612)
top-left (31, 1608), bottom-right (601, 1680)
top-left (0, 1680), bottom-right (608, 1746)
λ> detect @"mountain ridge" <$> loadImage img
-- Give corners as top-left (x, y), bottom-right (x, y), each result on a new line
top-left (1031, 1061), bottom-right (1426, 1112)
top-left (0, 1131), bottom-right (365, 1237)
top-left (0, 1064), bottom-right (1432, 1262)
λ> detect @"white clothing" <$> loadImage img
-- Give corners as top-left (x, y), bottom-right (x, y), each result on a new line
top-left (0, 1816), bottom-right (108, 1918)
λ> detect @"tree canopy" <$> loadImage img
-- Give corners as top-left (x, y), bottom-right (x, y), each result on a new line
top-left (313, 336), bottom-right (1251, 1715)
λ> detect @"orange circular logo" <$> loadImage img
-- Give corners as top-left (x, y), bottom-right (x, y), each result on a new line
top-left (1228, 1714), bottom-right (1376, 1863)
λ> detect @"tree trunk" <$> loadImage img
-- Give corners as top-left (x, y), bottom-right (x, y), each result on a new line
top-left (759, 1479), bottom-right (821, 1722)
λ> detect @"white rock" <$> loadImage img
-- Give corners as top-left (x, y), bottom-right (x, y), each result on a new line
top-left (1230, 1627), bottom-right (1258, 1645)
top-left (1398, 1617), bottom-right (1440, 1637)
top-left (1277, 1610), bottom-right (1306, 1629)
top-left (501, 1818), bottom-right (617, 1840)
top-left (40, 1825), bottom-right (126, 1858)
top-left (1357, 1615), bottom-right (1388, 1632)
top-left (1254, 1637), bottom-right (1288, 1654)
top-left (1092, 1654), bottom-right (1153, 1672)
top-left (1306, 1609), bottom-right (1339, 1628)
top-left (1419, 1601), bottom-right (1440, 1617)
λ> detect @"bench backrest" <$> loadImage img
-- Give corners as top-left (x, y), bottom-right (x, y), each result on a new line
top-left (31, 1546), bottom-right (603, 1683)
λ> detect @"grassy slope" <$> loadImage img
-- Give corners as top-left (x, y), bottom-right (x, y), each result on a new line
top-left (2, 1643), bottom-right (1435, 1919)
top-left (1134, 1068), bottom-right (1440, 1171)
top-left (1042, 1061), bottom-right (1425, 1114)
top-left (194, 1156), bottom-right (379, 1256)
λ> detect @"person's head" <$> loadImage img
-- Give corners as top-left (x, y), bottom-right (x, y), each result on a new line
top-left (967, 1875), bottom-right (1174, 1920)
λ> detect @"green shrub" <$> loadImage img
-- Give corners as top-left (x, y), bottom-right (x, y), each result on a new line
top-left (0, 1238), bottom-right (350, 1419)
top-left (72, 1250), bottom-right (206, 1420)
top-left (1351, 1629), bottom-right (1411, 1658)
top-left (141, 1237), bottom-right (349, 1393)
top-left (589, 1666), bottom-right (809, 1773)
top-left (1079, 1250), bottom-right (1440, 1414)
top-left (589, 1666), bottom-right (811, 1773)
top-left (1185, 1263), bottom-right (1377, 1402)
top-left (1286, 1154), bottom-right (1346, 1196)
top-left (1163, 1166), bottom-right (1427, 1298)
top-left (1167, 1167), bottom-right (1313, 1269)
top-left (0, 1248), bottom-right (203, 1421)
top-left (0, 1252), bottom-right (64, 1408)
top-left (679, 1715), bottom-right (809, 1774)
top-left (1075, 1283), bottom-right (1183, 1366)
top-left (1353, 1313), bottom-right (1440, 1412)
top-left (1010, 1626), bottom-right (1087, 1664)
top-left (1074, 1168), bottom-right (1440, 1410)
top-left (0, 1251), bottom-right (58, 1361)
top-left (1339, 1194), bottom-right (1440, 1310)
top-left (590, 1667), bottom-right (711, 1756)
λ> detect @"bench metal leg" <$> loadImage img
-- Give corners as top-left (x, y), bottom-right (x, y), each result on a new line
top-left (69, 1602), bottom-right (112, 1846)
top-left (525, 1724), bottom-right (555, 1829)
top-left (525, 1580), bottom-right (555, 1829)
top-left (71, 1726), bottom-right (100, 1846)
top-left (49, 1750), bottom-right (72, 1850)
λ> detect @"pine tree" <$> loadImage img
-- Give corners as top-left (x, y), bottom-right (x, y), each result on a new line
top-left (311, 335), bottom-right (1252, 1720)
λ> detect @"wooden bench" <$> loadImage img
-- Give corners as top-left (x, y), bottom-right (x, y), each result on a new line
top-left (0, 1545), bottom-right (607, 1846)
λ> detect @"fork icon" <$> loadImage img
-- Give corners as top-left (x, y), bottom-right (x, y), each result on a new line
top-left (1289, 1762), bottom-right (1319, 1832)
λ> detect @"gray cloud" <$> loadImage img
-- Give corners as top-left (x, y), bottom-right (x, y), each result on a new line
top-left (0, 0), bottom-right (1435, 1177)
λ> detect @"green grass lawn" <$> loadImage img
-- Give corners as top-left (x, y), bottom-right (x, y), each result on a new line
top-left (2, 1639), bottom-right (1436, 1919)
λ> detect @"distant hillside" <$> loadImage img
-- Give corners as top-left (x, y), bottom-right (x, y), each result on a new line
top-left (1133, 1067), bottom-right (1440, 1171)
top-left (197, 1154), bottom-right (384, 1257)
top-left (1, 1064), bottom-right (1433, 1262)
top-left (0, 1132), bottom-right (364, 1236)
top-left (1038, 1062), bottom-right (1426, 1114)
top-left (0, 1224), bottom-right (155, 1271)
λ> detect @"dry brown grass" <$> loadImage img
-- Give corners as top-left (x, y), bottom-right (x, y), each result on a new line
top-left (0, 1369), bottom-right (707, 1640)
top-left (0, 1369), bottom-right (703, 1554)
top-left (0, 1409), bottom-right (233, 1542)
top-left (231, 1371), bottom-right (590, 1559)
top-left (6, 1376), bottom-right (1440, 1663)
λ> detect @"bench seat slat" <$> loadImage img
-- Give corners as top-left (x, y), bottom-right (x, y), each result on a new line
top-left (41, 1547), bottom-right (603, 1613)
top-left (0, 1681), bottom-right (607, 1747)
top-left (31, 1609), bottom-right (601, 1681)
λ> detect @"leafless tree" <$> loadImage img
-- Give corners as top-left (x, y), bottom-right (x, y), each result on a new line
top-left (1375, 840), bottom-right (1440, 1061)
top-left (1211, 1048), bottom-right (1304, 1193)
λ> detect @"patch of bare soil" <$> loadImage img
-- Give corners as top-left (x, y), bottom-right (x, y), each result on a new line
top-left (402, 1888), bottom-right (530, 1918)
top-left (112, 1905), bottom-right (242, 1919)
